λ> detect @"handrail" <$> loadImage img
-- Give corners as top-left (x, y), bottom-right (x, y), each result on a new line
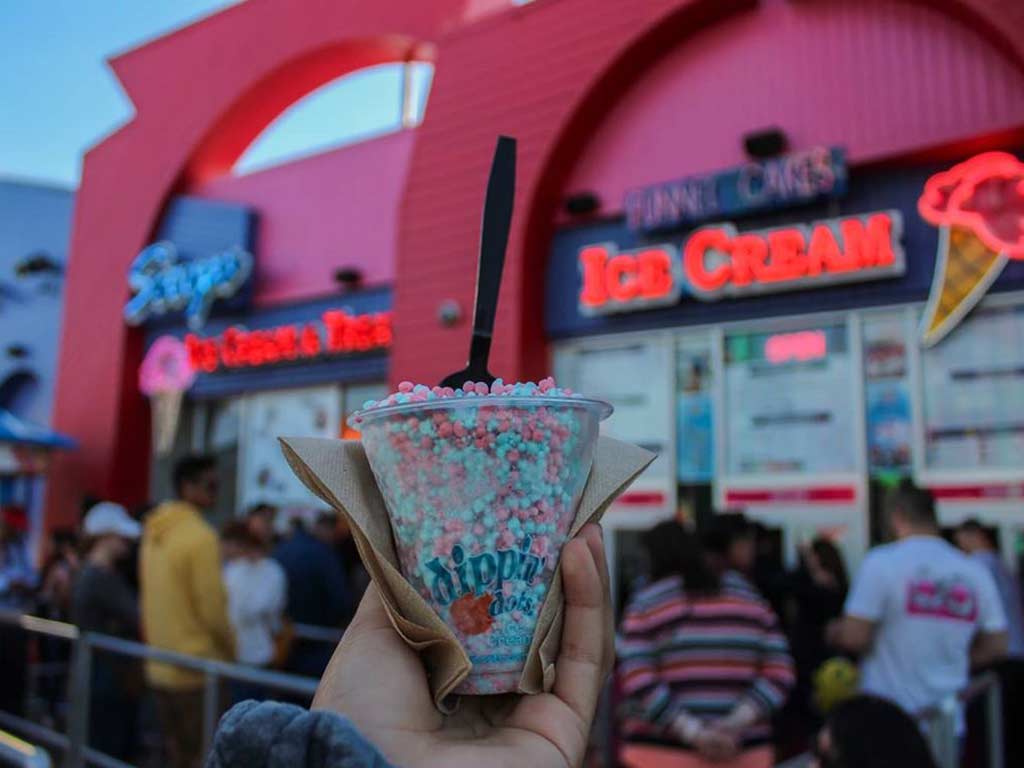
top-left (292, 623), bottom-right (343, 644)
top-left (0, 610), bottom-right (318, 696)
top-left (0, 609), bottom-right (323, 768)
top-left (0, 728), bottom-right (50, 768)
top-left (916, 670), bottom-right (1003, 768)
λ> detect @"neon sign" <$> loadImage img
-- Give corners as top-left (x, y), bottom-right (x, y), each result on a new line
top-left (579, 210), bottom-right (904, 315)
top-left (184, 309), bottom-right (392, 374)
top-left (124, 241), bottom-right (253, 330)
top-left (764, 330), bottom-right (827, 364)
top-left (625, 146), bottom-right (847, 233)
top-left (917, 151), bottom-right (1024, 346)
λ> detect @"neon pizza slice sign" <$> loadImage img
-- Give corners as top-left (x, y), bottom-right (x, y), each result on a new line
top-left (124, 241), bottom-right (254, 330)
top-left (579, 210), bottom-right (904, 315)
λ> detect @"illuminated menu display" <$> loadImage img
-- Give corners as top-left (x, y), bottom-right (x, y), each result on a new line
top-left (723, 325), bottom-right (857, 476)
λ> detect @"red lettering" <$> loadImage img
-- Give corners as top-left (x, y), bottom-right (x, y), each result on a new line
top-left (729, 234), bottom-right (767, 286)
top-left (684, 228), bottom-right (732, 293)
top-left (300, 324), bottom-right (321, 356)
top-left (764, 229), bottom-right (806, 282)
top-left (807, 225), bottom-right (841, 275)
top-left (374, 313), bottom-right (393, 347)
top-left (579, 246), bottom-right (609, 307)
top-left (275, 326), bottom-right (299, 360)
top-left (185, 334), bottom-right (203, 370)
top-left (606, 254), bottom-right (638, 302)
top-left (636, 248), bottom-right (673, 299)
top-left (842, 213), bottom-right (895, 268)
top-left (323, 310), bottom-right (347, 352)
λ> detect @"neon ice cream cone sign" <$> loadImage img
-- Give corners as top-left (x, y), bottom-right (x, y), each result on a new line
top-left (918, 152), bottom-right (1024, 346)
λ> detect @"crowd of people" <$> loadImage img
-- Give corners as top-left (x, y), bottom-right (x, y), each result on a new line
top-left (615, 481), bottom-right (1024, 767)
top-left (3, 462), bottom-right (1024, 767)
top-left (0, 453), bottom-right (368, 768)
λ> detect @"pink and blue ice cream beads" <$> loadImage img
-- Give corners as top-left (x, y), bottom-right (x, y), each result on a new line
top-left (352, 378), bottom-right (603, 694)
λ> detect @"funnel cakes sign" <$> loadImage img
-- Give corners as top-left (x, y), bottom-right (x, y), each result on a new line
top-left (578, 210), bottom-right (905, 315)
top-left (918, 152), bottom-right (1024, 346)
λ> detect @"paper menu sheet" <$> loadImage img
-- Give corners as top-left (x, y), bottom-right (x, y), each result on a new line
top-left (724, 326), bottom-right (857, 476)
top-left (922, 305), bottom-right (1024, 471)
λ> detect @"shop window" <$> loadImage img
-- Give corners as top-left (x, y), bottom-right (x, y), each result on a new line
top-left (237, 386), bottom-right (341, 511)
top-left (920, 303), bottom-right (1024, 473)
top-left (555, 339), bottom-right (675, 511)
top-left (234, 62), bottom-right (433, 175)
top-left (862, 312), bottom-right (913, 477)
top-left (723, 323), bottom-right (856, 476)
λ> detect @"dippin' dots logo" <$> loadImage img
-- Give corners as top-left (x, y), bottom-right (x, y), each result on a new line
top-left (424, 538), bottom-right (546, 635)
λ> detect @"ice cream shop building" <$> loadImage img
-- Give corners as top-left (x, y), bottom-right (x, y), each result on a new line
top-left (49, 0), bottom-right (1024, 572)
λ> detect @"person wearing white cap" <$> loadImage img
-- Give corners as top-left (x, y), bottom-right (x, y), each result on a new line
top-left (70, 501), bottom-right (142, 761)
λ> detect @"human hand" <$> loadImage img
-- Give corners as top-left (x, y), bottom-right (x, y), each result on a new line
top-left (693, 726), bottom-right (740, 763)
top-left (312, 523), bottom-right (614, 768)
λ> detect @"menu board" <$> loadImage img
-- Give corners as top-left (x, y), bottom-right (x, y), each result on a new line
top-left (239, 385), bottom-right (340, 509)
top-left (921, 305), bottom-right (1024, 471)
top-left (677, 337), bottom-right (714, 482)
top-left (862, 313), bottom-right (912, 473)
top-left (565, 341), bottom-right (673, 499)
top-left (724, 325), bottom-right (857, 475)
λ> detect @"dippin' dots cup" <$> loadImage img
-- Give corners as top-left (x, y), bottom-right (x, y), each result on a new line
top-left (351, 388), bottom-right (612, 694)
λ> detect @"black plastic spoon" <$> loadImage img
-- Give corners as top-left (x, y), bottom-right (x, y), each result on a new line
top-left (439, 135), bottom-right (517, 390)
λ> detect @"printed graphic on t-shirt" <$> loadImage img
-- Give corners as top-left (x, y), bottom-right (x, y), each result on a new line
top-left (905, 573), bottom-right (978, 622)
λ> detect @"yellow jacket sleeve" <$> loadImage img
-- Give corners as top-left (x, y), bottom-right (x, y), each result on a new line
top-left (190, 529), bottom-right (236, 661)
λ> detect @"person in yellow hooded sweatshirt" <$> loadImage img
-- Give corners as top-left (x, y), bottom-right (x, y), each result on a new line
top-left (140, 454), bottom-right (234, 768)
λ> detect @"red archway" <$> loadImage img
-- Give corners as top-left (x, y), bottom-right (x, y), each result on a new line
top-left (394, 0), bottom-right (1024, 386)
top-left (47, 0), bottom-right (471, 524)
top-left (50, 0), bottom-right (1024, 524)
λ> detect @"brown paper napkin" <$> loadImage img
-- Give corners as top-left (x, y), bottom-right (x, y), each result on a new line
top-left (279, 434), bottom-right (654, 710)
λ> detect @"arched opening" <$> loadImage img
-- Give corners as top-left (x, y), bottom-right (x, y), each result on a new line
top-left (234, 60), bottom-right (434, 175)
top-left (182, 37), bottom-right (436, 186)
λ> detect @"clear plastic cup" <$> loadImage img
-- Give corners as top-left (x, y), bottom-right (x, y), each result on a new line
top-left (350, 394), bottom-right (612, 694)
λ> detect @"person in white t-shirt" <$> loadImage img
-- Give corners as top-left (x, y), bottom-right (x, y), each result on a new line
top-left (828, 483), bottom-right (1008, 722)
top-left (221, 520), bottom-right (287, 699)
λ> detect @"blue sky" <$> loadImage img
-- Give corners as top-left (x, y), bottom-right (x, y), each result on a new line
top-left (0, 0), bottom-right (430, 188)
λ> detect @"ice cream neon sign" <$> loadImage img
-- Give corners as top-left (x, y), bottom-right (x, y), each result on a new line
top-left (124, 241), bottom-right (253, 330)
top-left (917, 152), bottom-right (1024, 346)
top-left (579, 210), bottom-right (905, 315)
top-left (184, 309), bottom-right (392, 374)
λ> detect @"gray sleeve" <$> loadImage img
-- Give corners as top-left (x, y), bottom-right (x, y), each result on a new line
top-left (206, 701), bottom-right (395, 768)
top-left (103, 572), bottom-right (139, 633)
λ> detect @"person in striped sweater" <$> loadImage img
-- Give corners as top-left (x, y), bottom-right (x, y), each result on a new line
top-left (618, 521), bottom-right (795, 767)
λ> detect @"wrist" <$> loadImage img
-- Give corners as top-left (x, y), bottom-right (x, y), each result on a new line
top-left (718, 700), bottom-right (760, 732)
top-left (670, 712), bottom-right (704, 743)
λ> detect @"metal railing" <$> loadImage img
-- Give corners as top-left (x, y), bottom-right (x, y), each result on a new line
top-left (770, 672), bottom-right (1005, 768)
top-left (919, 670), bottom-right (1004, 768)
top-left (0, 729), bottom-right (51, 768)
top-left (0, 610), bottom-right (325, 768)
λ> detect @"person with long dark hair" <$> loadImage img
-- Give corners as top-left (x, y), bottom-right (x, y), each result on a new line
top-left (618, 521), bottom-right (795, 767)
top-left (811, 695), bottom-right (937, 768)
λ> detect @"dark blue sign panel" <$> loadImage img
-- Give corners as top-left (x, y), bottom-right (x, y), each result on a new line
top-left (125, 196), bottom-right (255, 330)
top-left (547, 161), bottom-right (1024, 339)
top-left (145, 287), bottom-right (392, 399)
top-left (625, 146), bottom-right (847, 233)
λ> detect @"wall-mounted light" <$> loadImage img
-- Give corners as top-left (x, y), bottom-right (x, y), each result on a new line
top-left (743, 127), bottom-right (789, 159)
top-left (564, 191), bottom-right (601, 217)
top-left (437, 299), bottom-right (462, 327)
top-left (333, 267), bottom-right (363, 291)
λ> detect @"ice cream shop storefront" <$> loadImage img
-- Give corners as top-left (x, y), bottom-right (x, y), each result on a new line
top-left (127, 194), bottom-right (390, 525)
top-left (548, 147), bottom-right (1024, 579)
